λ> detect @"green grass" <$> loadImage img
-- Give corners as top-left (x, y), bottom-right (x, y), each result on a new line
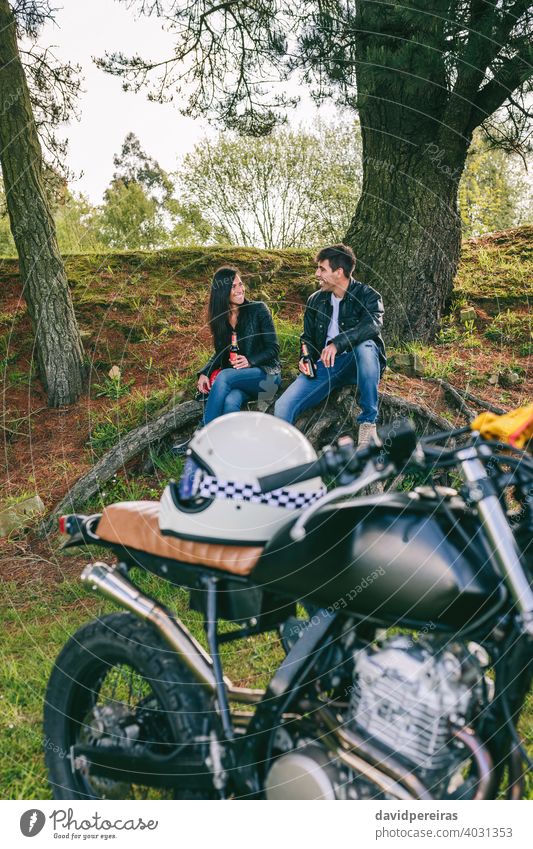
top-left (92, 373), bottom-right (135, 400)
top-left (456, 226), bottom-right (533, 302)
top-left (484, 310), bottom-right (532, 350)
top-left (0, 570), bottom-right (283, 799)
top-left (87, 387), bottom-right (178, 457)
top-left (80, 450), bottom-right (185, 512)
top-left (399, 341), bottom-right (463, 380)
top-left (6, 366), bottom-right (35, 387)
top-left (276, 315), bottom-right (303, 367)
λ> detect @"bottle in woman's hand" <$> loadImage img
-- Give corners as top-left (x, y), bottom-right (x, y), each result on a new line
top-left (229, 332), bottom-right (239, 366)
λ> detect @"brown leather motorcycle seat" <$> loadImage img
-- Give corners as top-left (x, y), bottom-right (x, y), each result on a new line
top-left (96, 501), bottom-right (262, 577)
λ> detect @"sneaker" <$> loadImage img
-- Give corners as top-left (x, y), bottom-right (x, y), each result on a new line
top-left (171, 439), bottom-right (190, 457)
top-left (357, 422), bottom-right (383, 493)
top-left (357, 422), bottom-right (377, 446)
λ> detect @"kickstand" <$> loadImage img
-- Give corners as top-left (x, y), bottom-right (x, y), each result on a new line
top-left (203, 576), bottom-right (234, 741)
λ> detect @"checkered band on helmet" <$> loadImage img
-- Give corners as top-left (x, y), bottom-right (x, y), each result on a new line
top-left (161, 412), bottom-right (325, 544)
top-left (198, 474), bottom-right (326, 509)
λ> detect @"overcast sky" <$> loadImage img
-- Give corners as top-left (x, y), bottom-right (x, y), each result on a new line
top-left (39, 0), bottom-right (328, 204)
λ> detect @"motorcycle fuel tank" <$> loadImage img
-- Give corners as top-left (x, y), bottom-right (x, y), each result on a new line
top-left (254, 495), bottom-right (502, 630)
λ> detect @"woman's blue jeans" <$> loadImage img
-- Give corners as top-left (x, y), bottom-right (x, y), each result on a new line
top-left (203, 367), bottom-right (282, 425)
top-left (274, 340), bottom-right (380, 425)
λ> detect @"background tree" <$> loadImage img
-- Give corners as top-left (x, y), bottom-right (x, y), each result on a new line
top-left (100, 1), bottom-right (533, 342)
top-left (111, 131), bottom-right (173, 202)
top-left (459, 131), bottom-right (532, 237)
top-left (0, 0), bottom-right (85, 406)
top-left (176, 122), bottom-right (362, 248)
top-left (99, 179), bottom-right (167, 250)
top-left (99, 133), bottom-right (211, 249)
top-left (53, 189), bottom-right (105, 254)
top-left (0, 176), bottom-right (106, 255)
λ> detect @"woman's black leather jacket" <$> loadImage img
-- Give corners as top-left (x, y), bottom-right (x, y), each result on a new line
top-left (199, 300), bottom-right (281, 377)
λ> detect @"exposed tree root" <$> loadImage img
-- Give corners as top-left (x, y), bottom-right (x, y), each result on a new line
top-left (46, 379), bottom-right (500, 525)
top-left (44, 399), bottom-right (201, 530)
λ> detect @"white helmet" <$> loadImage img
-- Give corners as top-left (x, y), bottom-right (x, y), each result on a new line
top-left (159, 412), bottom-right (325, 545)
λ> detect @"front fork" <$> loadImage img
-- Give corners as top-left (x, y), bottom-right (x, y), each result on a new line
top-left (458, 447), bottom-right (533, 637)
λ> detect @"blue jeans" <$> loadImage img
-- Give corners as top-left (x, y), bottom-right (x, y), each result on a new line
top-left (203, 367), bottom-right (282, 425)
top-left (274, 340), bottom-right (380, 425)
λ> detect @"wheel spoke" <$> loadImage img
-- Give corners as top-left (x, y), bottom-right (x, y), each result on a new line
top-left (44, 613), bottom-right (213, 800)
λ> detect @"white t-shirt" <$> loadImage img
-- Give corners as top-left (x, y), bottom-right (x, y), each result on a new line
top-left (326, 293), bottom-right (342, 343)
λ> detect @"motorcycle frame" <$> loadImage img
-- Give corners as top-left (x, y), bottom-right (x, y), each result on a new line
top-left (70, 558), bottom-right (532, 800)
top-left (64, 438), bottom-right (533, 799)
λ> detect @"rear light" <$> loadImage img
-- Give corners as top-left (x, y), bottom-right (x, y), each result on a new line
top-left (58, 514), bottom-right (88, 536)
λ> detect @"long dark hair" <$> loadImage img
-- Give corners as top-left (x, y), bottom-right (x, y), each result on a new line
top-left (208, 265), bottom-right (241, 353)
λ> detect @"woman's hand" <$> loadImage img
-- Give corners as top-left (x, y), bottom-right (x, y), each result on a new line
top-left (233, 355), bottom-right (250, 370)
top-left (197, 374), bottom-right (211, 394)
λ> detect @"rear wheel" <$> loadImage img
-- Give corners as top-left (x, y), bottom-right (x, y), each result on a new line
top-left (44, 612), bottom-right (214, 799)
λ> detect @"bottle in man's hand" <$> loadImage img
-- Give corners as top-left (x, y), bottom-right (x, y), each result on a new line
top-left (300, 342), bottom-right (317, 378)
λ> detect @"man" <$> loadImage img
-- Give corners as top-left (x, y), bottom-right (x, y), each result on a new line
top-left (274, 243), bottom-right (386, 444)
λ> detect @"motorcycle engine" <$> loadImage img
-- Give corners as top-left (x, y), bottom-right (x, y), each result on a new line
top-left (348, 634), bottom-right (488, 780)
top-left (265, 742), bottom-right (358, 800)
top-left (264, 633), bottom-right (489, 799)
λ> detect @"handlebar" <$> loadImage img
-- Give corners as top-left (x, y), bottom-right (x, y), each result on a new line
top-left (257, 458), bottom-right (327, 493)
top-left (257, 420), bottom-right (418, 493)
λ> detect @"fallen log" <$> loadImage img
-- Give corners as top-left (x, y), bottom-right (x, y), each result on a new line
top-left (422, 378), bottom-right (507, 419)
top-left (44, 399), bottom-right (202, 530)
top-left (378, 391), bottom-right (452, 433)
top-left (425, 379), bottom-right (476, 421)
top-left (45, 386), bottom-right (455, 529)
top-left (448, 386), bottom-right (507, 416)
top-left (289, 386), bottom-right (452, 445)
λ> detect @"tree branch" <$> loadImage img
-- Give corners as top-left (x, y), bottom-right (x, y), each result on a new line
top-left (471, 49), bottom-right (533, 130)
top-left (441, 0), bottom-right (532, 139)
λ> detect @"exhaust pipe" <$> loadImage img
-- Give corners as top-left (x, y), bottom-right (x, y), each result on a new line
top-left (452, 727), bottom-right (494, 800)
top-left (82, 562), bottom-right (218, 693)
top-left (318, 706), bottom-right (432, 800)
top-left (81, 562), bottom-right (265, 704)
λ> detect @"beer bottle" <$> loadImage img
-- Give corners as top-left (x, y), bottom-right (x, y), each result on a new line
top-left (301, 342), bottom-right (317, 378)
top-left (229, 331), bottom-right (239, 366)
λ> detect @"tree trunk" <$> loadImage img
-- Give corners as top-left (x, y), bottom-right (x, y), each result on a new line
top-left (345, 1), bottom-right (470, 343)
top-left (0, 0), bottom-right (86, 406)
top-left (345, 139), bottom-right (465, 342)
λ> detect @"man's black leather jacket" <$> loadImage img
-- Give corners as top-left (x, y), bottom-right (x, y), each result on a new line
top-left (301, 279), bottom-right (387, 374)
top-left (199, 300), bottom-right (281, 377)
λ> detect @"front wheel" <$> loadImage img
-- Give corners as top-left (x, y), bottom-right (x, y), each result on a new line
top-left (44, 612), bottom-right (214, 799)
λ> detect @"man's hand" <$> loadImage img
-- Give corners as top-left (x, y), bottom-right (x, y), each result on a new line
top-left (320, 342), bottom-right (337, 368)
top-left (233, 354), bottom-right (250, 370)
top-left (197, 374), bottom-right (211, 394)
top-left (298, 358), bottom-right (309, 375)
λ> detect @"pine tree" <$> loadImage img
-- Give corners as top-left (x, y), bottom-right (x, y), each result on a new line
top-left (0, 0), bottom-right (85, 406)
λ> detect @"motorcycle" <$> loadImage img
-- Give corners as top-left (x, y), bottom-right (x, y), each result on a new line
top-left (43, 412), bottom-right (533, 800)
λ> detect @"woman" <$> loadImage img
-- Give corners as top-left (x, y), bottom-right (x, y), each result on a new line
top-left (198, 266), bottom-right (281, 425)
